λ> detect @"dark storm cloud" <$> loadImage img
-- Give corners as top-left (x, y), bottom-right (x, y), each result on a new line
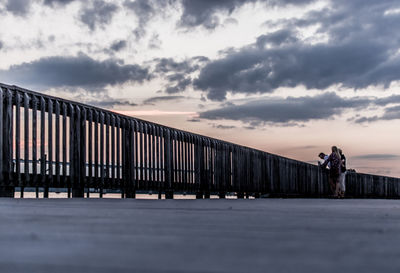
top-left (199, 92), bottom-right (371, 125)
top-left (143, 95), bottom-right (185, 105)
top-left (0, 54), bottom-right (150, 89)
top-left (178, 0), bottom-right (315, 29)
top-left (80, 0), bottom-right (118, 31)
top-left (193, 0), bottom-right (400, 101)
top-left (351, 154), bottom-right (400, 160)
top-left (110, 40), bottom-right (127, 52)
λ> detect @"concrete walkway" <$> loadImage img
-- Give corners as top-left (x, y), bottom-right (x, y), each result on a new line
top-left (1, 198), bottom-right (400, 273)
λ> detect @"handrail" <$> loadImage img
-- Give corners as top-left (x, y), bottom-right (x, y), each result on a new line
top-left (1, 83), bottom-right (400, 199)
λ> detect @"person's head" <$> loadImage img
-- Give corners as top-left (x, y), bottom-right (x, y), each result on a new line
top-left (318, 152), bottom-right (325, 159)
top-left (338, 148), bottom-right (343, 155)
top-left (332, 146), bottom-right (340, 157)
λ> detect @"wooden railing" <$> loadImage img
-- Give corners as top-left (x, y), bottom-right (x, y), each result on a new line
top-left (0, 83), bottom-right (399, 199)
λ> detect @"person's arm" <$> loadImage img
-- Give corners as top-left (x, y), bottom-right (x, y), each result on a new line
top-left (321, 154), bottom-right (331, 169)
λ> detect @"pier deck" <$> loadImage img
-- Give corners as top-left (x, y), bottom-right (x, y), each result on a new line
top-left (1, 198), bottom-right (400, 273)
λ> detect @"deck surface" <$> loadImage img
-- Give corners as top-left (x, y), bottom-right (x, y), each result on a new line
top-left (1, 198), bottom-right (400, 273)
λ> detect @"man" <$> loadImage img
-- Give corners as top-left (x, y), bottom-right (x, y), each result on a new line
top-left (338, 149), bottom-right (346, 198)
top-left (318, 152), bottom-right (330, 169)
top-left (318, 151), bottom-right (335, 195)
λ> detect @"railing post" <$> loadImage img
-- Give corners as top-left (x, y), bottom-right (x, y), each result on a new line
top-left (71, 105), bottom-right (84, 197)
top-left (126, 119), bottom-right (136, 198)
top-left (194, 136), bottom-right (202, 199)
top-left (0, 87), bottom-right (14, 197)
top-left (164, 128), bottom-right (173, 199)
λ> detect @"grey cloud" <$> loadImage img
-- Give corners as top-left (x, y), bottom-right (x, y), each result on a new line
top-left (199, 92), bottom-right (370, 125)
top-left (87, 98), bottom-right (137, 108)
top-left (80, 0), bottom-right (118, 31)
top-left (374, 95), bottom-right (400, 106)
top-left (0, 40), bottom-right (3, 50)
top-left (211, 124), bottom-right (236, 130)
top-left (143, 95), bottom-right (185, 105)
top-left (0, 54), bottom-right (150, 90)
top-left (154, 57), bottom-right (208, 94)
top-left (351, 154), bottom-right (400, 160)
top-left (256, 29), bottom-right (298, 48)
top-left (5, 0), bottom-right (31, 15)
top-left (178, 0), bottom-right (314, 30)
top-left (148, 33), bottom-right (162, 49)
top-left (110, 40), bottom-right (127, 52)
top-left (187, 118), bottom-right (201, 122)
top-left (165, 76), bottom-right (191, 94)
top-left (194, 40), bottom-right (389, 101)
top-left (124, 0), bottom-right (164, 40)
top-left (353, 116), bottom-right (379, 123)
top-left (43, 0), bottom-right (77, 6)
top-left (154, 58), bottom-right (199, 74)
top-left (194, 0), bottom-right (400, 101)
top-left (355, 105), bottom-right (400, 123)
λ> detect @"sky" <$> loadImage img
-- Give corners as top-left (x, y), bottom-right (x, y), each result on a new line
top-left (1, 0), bottom-right (400, 177)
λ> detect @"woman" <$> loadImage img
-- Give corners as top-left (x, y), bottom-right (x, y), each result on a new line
top-left (321, 146), bottom-right (342, 197)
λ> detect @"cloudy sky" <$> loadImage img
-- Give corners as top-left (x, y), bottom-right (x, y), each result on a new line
top-left (1, 0), bottom-right (400, 176)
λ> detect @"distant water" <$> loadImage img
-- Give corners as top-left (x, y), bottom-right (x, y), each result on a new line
top-left (13, 192), bottom-right (239, 199)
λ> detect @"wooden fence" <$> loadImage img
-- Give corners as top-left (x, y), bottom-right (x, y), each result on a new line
top-left (0, 83), bottom-right (399, 199)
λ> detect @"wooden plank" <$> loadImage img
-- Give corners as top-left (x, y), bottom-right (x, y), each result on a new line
top-left (15, 92), bottom-right (21, 189)
top-left (152, 125), bottom-right (156, 190)
top-left (99, 111), bottom-right (104, 197)
top-left (0, 88), bottom-right (3, 185)
top-left (148, 125), bottom-right (152, 187)
top-left (41, 97), bottom-right (47, 197)
top-left (106, 113), bottom-right (110, 186)
top-left (156, 126), bottom-right (160, 184)
top-left (134, 121), bottom-right (138, 189)
top-left (129, 119), bottom-right (136, 198)
top-left (143, 123), bottom-right (148, 187)
top-left (32, 95), bottom-right (38, 195)
top-left (139, 121), bottom-right (143, 187)
top-left (68, 103), bottom-right (75, 198)
top-left (164, 128), bottom-right (173, 199)
top-left (55, 100), bottom-right (60, 187)
top-left (4, 89), bottom-right (13, 187)
top-left (88, 109), bottom-right (93, 194)
top-left (111, 115), bottom-right (115, 184)
top-left (159, 127), bottom-right (164, 186)
top-left (71, 105), bottom-right (82, 197)
top-left (48, 99), bottom-right (53, 189)
top-left (24, 93), bottom-right (29, 189)
top-left (94, 111), bottom-right (99, 189)
top-left (62, 102), bottom-right (67, 192)
top-left (116, 116), bottom-right (121, 182)
top-left (80, 107), bottom-right (86, 196)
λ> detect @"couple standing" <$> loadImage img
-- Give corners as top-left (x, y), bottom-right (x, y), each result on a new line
top-left (318, 146), bottom-right (347, 198)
